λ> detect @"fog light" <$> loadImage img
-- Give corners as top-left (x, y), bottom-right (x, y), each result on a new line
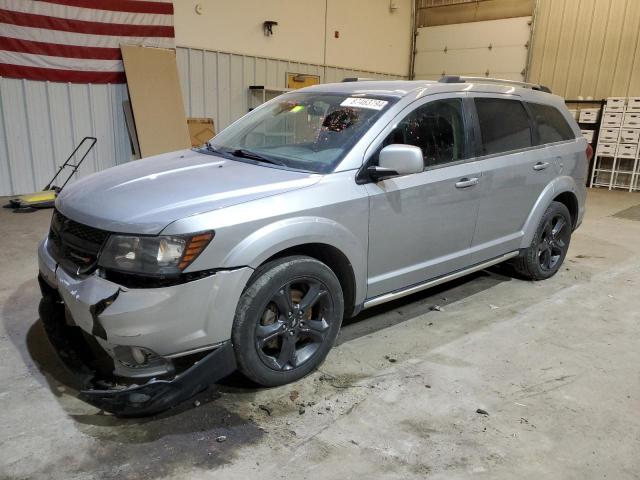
top-left (114, 345), bottom-right (157, 368)
top-left (131, 347), bottom-right (147, 365)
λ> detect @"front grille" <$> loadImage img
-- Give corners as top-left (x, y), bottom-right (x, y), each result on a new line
top-left (48, 210), bottom-right (110, 274)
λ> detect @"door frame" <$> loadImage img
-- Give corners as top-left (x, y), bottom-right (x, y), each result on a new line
top-left (356, 91), bottom-right (477, 183)
top-left (358, 90), bottom-right (485, 299)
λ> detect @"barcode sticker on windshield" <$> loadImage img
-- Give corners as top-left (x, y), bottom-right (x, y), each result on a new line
top-left (340, 97), bottom-right (388, 110)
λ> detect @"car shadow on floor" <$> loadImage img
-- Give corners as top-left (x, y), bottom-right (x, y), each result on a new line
top-left (2, 280), bottom-right (267, 476)
top-left (2, 266), bottom-right (514, 443)
top-left (337, 266), bottom-right (514, 346)
top-left (1, 279), bottom-right (260, 414)
top-left (207, 265), bottom-right (514, 389)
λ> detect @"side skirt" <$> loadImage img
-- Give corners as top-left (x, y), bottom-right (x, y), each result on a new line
top-left (363, 251), bottom-right (519, 309)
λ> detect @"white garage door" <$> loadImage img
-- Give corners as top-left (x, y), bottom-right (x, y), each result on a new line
top-left (414, 16), bottom-right (532, 81)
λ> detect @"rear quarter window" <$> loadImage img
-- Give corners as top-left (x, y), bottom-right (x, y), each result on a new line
top-left (474, 98), bottom-right (532, 155)
top-left (528, 102), bottom-right (576, 144)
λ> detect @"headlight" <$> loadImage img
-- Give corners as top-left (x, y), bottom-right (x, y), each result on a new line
top-left (98, 232), bottom-right (214, 276)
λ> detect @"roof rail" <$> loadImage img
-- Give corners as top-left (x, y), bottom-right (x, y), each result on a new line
top-left (438, 75), bottom-right (552, 93)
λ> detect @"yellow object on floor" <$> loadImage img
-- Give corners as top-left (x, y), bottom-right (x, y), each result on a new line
top-left (9, 190), bottom-right (57, 209)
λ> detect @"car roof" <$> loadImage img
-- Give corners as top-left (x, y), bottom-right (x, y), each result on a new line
top-left (299, 80), bottom-right (438, 98)
top-left (297, 79), bottom-right (564, 105)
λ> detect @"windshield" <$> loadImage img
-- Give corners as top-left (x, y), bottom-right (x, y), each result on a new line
top-left (207, 92), bottom-right (396, 173)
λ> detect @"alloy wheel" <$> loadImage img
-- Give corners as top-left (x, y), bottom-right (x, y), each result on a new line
top-left (255, 279), bottom-right (331, 371)
top-left (537, 214), bottom-right (569, 271)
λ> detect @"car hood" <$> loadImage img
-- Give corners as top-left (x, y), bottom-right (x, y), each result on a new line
top-left (56, 149), bottom-right (321, 234)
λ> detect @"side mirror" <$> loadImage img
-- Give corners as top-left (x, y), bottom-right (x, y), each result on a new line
top-left (368, 144), bottom-right (423, 181)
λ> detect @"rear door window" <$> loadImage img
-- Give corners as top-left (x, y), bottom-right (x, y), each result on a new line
top-left (474, 98), bottom-right (533, 155)
top-left (528, 102), bottom-right (575, 144)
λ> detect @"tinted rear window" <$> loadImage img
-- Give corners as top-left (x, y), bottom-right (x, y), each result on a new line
top-left (475, 98), bottom-right (532, 155)
top-left (528, 102), bottom-right (575, 144)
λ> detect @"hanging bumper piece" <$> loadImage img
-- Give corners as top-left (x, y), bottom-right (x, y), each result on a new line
top-left (38, 282), bottom-right (237, 417)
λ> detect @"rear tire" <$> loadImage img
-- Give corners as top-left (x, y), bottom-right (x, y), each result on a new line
top-left (513, 201), bottom-right (572, 280)
top-left (231, 255), bottom-right (343, 387)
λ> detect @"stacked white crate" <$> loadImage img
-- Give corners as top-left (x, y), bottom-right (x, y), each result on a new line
top-left (590, 97), bottom-right (640, 192)
top-left (577, 106), bottom-right (599, 144)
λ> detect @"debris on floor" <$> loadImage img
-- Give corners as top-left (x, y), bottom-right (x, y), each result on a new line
top-left (258, 404), bottom-right (273, 416)
top-left (430, 305), bottom-right (444, 312)
top-left (476, 408), bottom-right (489, 416)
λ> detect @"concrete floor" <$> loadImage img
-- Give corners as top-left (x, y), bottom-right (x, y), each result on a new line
top-left (1, 189), bottom-right (639, 480)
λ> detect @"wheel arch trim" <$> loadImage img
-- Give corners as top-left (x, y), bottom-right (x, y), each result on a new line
top-left (222, 216), bottom-right (367, 307)
top-left (520, 176), bottom-right (580, 248)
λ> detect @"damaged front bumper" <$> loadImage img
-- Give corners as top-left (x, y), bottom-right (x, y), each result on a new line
top-left (79, 342), bottom-right (235, 417)
top-left (37, 238), bottom-right (252, 416)
top-left (39, 282), bottom-right (236, 416)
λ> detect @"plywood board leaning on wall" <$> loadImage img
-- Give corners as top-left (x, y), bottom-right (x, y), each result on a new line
top-left (121, 45), bottom-right (191, 158)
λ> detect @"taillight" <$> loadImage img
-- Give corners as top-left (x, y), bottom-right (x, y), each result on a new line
top-left (585, 143), bottom-right (594, 161)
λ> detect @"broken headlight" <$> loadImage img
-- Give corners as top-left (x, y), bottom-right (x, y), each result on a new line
top-left (98, 232), bottom-right (214, 276)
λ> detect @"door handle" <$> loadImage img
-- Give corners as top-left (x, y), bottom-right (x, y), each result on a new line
top-left (455, 177), bottom-right (479, 188)
top-left (533, 161), bottom-right (550, 171)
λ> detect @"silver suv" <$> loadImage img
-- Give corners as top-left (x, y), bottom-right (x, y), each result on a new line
top-left (38, 77), bottom-right (589, 415)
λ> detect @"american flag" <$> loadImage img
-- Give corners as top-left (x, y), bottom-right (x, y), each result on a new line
top-left (0, 0), bottom-right (175, 83)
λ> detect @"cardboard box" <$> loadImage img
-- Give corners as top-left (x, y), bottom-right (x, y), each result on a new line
top-left (187, 118), bottom-right (216, 147)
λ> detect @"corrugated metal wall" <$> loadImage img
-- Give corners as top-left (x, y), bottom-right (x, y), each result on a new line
top-left (0, 79), bottom-right (130, 197)
top-left (175, 47), bottom-right (404, 130)
top-left (528, 0), bottom-right (640, 99)
top-left (0, 47), bottom-right (403, 196)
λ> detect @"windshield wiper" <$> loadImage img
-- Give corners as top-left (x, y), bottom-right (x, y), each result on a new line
top-left (230, 149), bottom-right (286, 167)
top-left (205, 142), bottom-right (223, 154)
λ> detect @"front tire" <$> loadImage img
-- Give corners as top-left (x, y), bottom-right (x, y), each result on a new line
top-left (513, 201), bottom-right (572, 280)
top-left (231, 255), bottom-right (344, 387)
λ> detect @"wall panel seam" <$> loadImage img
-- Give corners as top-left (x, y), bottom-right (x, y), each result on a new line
top-left (45, 81), bottom-right (57, 174)
top-left (21, 79), bottom-right (37, 190)
top-left (0, 79), bottom-right (15, 194)
top-left (609, 0), bottom-right (629, 96)
top-left (561, 0), bottom-right (579, 97)
top-left (626, 11), bottom-right (640, 95)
